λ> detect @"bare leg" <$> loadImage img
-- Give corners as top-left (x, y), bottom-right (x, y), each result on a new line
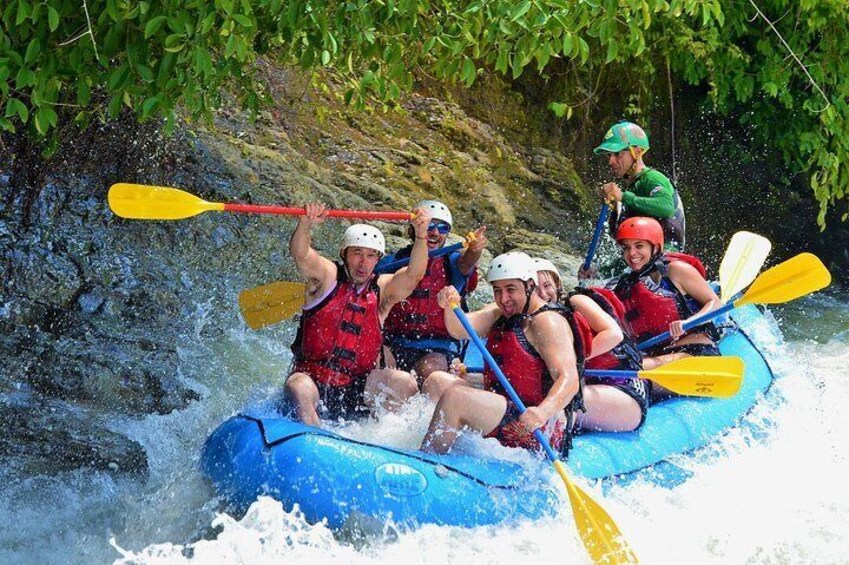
top-left (421, 386), bottom-right (507, 454)
top-left (642, 351), bottom-right (693, 402)
top-left (411, 351), bottom-right (450, 382)
top-left (576, 384), bottom-right (642, 432)
top-left (642, 351), bottom-right (689, 370)
top-left (364, 367), bottom-right (419, 411)
top-left (284, 372), bottom-right (321, 427)
top-left (421, 370), bottom-right (469, 403)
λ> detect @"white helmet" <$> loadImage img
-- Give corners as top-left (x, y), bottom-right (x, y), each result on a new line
top-left (415, 200), bottom-right (452, 227)
top-left (532, 258), bottom-right (561, 281)
top-left (340, 224), bottom-right (385, 258)
top-left (486, 251), bottom-right (536, 283)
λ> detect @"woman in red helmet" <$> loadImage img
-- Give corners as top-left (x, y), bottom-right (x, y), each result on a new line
top-left (608, 217), bottom-right (721, 400)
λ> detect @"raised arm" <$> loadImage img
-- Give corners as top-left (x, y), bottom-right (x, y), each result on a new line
top-left (378, 209), bottom-right (431, 315)
top-left (568, 294), bottom-right (623, 360)
top-left (289, 203), bottom-right (336, 297)
top-left (457, 225), bottom-right (487, 276)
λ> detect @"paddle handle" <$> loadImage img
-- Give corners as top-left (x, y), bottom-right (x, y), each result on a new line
top-left (637, 301), bottom-right (735, 351)
top-left (222, 203), bottom-right (412, 221)
top-left (376, 242), bottom-right (464, 273)
top-left (584, 369), bottom-right (639, 379)
top-left (582, 204), bottom-right (611, 271)
top-left (451, 307), bottom-right (560, 462)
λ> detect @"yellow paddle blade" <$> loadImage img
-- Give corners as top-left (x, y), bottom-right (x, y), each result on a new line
top-left (108, 183), bottom-right (225, 220)
top-left (719, 231), bottom-right (771, 303)
top-left (639, 356), bottom-right (745, 398)
top-left (735, 252), bottom-right (831, 307)
top-left (553, 461), bottom-right (638, 564)
top-left (238, 281), bottom-right (305, 330)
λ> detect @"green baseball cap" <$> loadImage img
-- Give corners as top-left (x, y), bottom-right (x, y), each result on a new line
top-left (593, 121), bottom-right (650, 154)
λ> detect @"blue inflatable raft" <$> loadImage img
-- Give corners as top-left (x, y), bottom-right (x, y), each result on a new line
top-left (201, 306), bottom-right (774, 530)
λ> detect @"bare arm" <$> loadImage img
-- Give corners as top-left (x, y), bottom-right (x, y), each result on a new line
top-left (569, 294), bottom-right (623, 360)
top-left (436, 286), bottom-right (500, 339)
top-left (521, 312), bottom-right (580, 429)
top-left (457, 226), bottom-right (487, 276)
top-left (668, 261), bottom-right (721, 338)
top-left (379, 209), bottom-right (431, 316)
top-left (289, 203), bottom-right (336, 299)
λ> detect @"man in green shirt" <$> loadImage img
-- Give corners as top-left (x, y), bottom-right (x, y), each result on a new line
top-left (593, 121), bottom-right (686, 251)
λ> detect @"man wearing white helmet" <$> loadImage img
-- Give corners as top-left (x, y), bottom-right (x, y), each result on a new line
top-left (284, 202), bottom-right (432, 426)
top-left (380, 199), bottom-right (487, 386)
top-left (418, 251), bottom-right (589, 456)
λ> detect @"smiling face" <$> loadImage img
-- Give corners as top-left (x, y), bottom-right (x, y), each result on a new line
top-left (425, 220), bottom-right (450, 250)
top-left (343, 246), bottom-right (381, 284)
top-left (492, 279), bottom-right (529, 317)
top-left (619, 238), bottom-right (656, 271)
top-left (606, 148), bottom-right (636, 179)
top-left (535, 271), bottom-right (559, 303)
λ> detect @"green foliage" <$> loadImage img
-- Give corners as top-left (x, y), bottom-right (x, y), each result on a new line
top-left (1, 0), bottom-right (847, 223)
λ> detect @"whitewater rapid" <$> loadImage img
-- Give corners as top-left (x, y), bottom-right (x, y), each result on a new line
top-left (2, 293), bottom-right (847, 564)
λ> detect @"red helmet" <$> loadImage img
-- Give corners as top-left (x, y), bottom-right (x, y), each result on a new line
top-left (616, 217), bottom-right (664, 250)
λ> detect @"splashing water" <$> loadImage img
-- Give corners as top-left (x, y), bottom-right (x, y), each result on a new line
top-left (2, 294), bottom-right (848, 564)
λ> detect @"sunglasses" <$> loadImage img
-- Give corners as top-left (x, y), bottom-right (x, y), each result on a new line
top-left (427, 221), bottom-right (451, 235)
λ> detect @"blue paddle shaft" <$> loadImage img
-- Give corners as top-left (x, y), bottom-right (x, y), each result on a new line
top-left (637, 301), bottom-right (735, 351)
top-left (451, 307), bottom-right (561, 462)
top-left (582, 204), bottom-right (611, 271)
top-left (376, 241), bottom-right (464, 273)
top-left (584, 369), bottom-right (638, 379)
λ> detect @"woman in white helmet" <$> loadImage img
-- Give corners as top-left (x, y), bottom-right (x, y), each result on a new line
top-left (533, 258), bottom-right (646, 432)
top-left (284, 202), bottom-right (432, 427)
top-left (381, 199), bottom-right (488, 385)
top-left (418, 251), bottom-right (589, 457)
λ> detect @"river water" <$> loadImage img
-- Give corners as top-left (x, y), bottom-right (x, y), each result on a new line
top-left (1, 289), bottom-right (847, 564)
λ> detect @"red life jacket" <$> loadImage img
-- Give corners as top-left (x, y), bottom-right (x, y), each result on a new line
top-left (291, 265), bottom-right (383, 387)
top-left (383, 248), bottom-right (478, 341)
top-left (612, 253), bottom-right (704, 343)
top-left (483, 304), bottom-right (593, 407)
top-left (569, 287), bottom-right (642, 371)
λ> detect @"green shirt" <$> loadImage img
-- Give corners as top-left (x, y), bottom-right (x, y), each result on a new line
top-left (621, 168), bottom-right (676, 219)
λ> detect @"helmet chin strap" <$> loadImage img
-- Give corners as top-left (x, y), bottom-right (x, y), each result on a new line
top-left (624, 146), bottom-right (646, 178)
top-left (522, 281), bottom-right (536, 315)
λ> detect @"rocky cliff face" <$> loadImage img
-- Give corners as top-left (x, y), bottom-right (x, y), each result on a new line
top-left (0, 67), bottom-right (594, 476)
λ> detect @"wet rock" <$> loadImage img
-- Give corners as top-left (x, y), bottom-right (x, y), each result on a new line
top-left (9, 246), bottom-right (83, 309)
top-left (0, 393), bottom-right (148, 477)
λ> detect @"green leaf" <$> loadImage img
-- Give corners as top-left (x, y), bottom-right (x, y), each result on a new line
top-left (510, 0), bottom-right (531, 22)
top-left (16, 1), bottom-right (31, 25)
top-left (107, 64), bottom-right (131, 91)
top-left (47, 6), bottom-right (59, 31)
top-left (605, 39), bottom-right (618, 63)
top-left (562, 33), bottom-right (573, 57)
top-left (496, 48), bottom-right (509, 74)
top-left (232, 14), bottom-right (252, 27)
top-left (144, 15), bottom-right (167, 38)
top-left (77, 79), bottom-right (91, 105)
top-left (461, 58), bottom-right (475, 86)
top-left (548, 101), bottom-right (567, 117)
top-left (141, 96), bottom-right (160, 118)
top-left (25, 39), bottom-right (41, 64)
top-left (5, 98), bottom-right (28, 122)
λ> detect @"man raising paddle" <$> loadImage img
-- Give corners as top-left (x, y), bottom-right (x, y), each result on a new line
top-left (284, 203), bottom-right (432, 427)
